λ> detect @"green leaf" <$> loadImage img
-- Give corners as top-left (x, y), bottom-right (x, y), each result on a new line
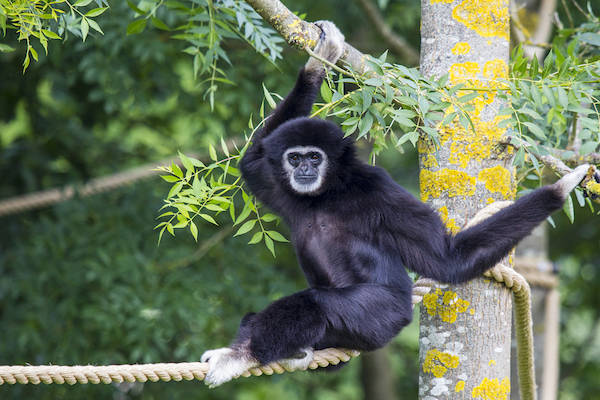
top-left (248, 231), bottom-right (263, 244)
top-left (261, 213), bottom-right (278, 222)
top-left (364, 77), bottom-right (383, 87)
top-left (220, 138), bottom-right (229, 157)
top-left (262, 84), bottom-right (276, 109)
top-left (189, 221), bottom-right (198, 241)
top-left (127, 19), bottom-right (147, 35)
top-left (234, 220), bottom-right (256, 236)
top-left (179, 152), bottom-right (194, 172)
top-left (81, 18), bottom-right (89, 41)
top-left (563, 194), bottom-right (574, 223)
top-left (151, 17), bottom-right (170, 31)
top-left (320, 81), bottom-right (332, 102)
top-left (358, 113), bottom-right (373, 138)
top-left (171, 162), bottom-right (183, 178)
top-left (87, 19), bottom-right (104, 34)
top-left (42, 29), bottom-right (61, 40)
top-left (208, 144), bottom-right (217, 161)
top-left (74, 0), bottom-right (94, 6)
top-left (234, 202), bottom-right (252, 225)
top-left (161, 175), bottom-right (180, 183)
top-left (522, 122), bottom-right (546, 139)
top-left (579, 32), bottom-right (600, 46)
top-left (86, 7), bottom-right (108, 17)
top-left (266, 231), bottom-right (289, 242)
top-left (126, 0), bottom-right (146, 14)
top-left (199, 214), bottom-right (218, 225)
top-left (264, 235), bottom-right (275, 256)
top-left (167, 182), bottom-right (183, 198)
top-left (0, 43), bottom-right (15, 53)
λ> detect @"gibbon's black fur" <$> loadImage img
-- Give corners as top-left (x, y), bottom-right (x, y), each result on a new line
top-left (201, 21), bottom-right (591, 387)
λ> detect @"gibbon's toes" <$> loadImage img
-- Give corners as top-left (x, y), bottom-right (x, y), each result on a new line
top-left (553, 164), bottom-right (590, 199)
top-left (278, 347), bottom-right (314, 371)
top-left (203, 348), bottom-right (258, 388)
top-left (313, 20), bottom-right (345, 63)
top-left (583, 166), bottom-right (600, 200)
top-left (201, 347), bottom-right (232, 363)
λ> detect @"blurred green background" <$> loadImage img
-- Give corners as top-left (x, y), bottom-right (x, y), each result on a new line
top-left (1, 1), bottom-right (599, 399)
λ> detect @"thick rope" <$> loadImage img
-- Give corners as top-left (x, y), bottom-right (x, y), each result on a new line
top-left (464, 201), bottom-right (536, 400)
top-left (0, 203), bottom-right (536, 397)
top-left (0, 282), bottom-right (434, 385)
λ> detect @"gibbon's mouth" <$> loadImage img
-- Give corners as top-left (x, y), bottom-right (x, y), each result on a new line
top-left (295, 175), bottom-right (317, 183)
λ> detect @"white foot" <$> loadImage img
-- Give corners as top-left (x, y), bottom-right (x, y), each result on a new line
top-left (201, 347), bottom-right (259, 388)
top-left (553, 164), bottom-right (590, 199)
top-left (278, 347), bottom-right (314, 371)
top-left (306, 21), bottom-right (345, 71)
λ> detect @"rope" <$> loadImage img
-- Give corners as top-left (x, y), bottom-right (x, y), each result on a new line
top-left (0, 203), bottom-right (536, 397)
top-left (0, 348), bottom-right (359, 385)
top-left (0, 156), bottom-right (187, 217)
top-left (0, 281), bottom-right (435, 386)
top-left (463, 201), bottom-right (536, 400)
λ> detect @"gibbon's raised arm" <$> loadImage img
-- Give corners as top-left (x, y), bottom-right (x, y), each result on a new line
top-left (240, 21), bottom-right (344, 206)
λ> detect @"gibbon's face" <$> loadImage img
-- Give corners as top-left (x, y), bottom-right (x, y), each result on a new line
top-left (282, 146), bottom-right (328, 195)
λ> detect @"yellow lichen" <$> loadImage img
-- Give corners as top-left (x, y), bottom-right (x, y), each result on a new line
top-left (471, 377), bottom-right (510, 400)
top-left (585, 180), bottom-right (600, 196)
top-left (469, 308), bottom-right (475, 315)
top-left (420, 169), bottom-right (477, 201)
top-left (452, 42), bottom-right (471, 55)
top-left (423, 349), bottom-right (460, 378)
top-left (486, 198), bottom-right (496, 204)
top-left (489, 359), bottom-right (496, 366)
top-left (477, 165), bottom-right (514, 200)
top-left (433, 60), bottom-right (510, 169)
top-left (438, 206), bottom-right (461, 234)
top-left (452, 0), bottom-right (509, 41)
top-left (423, 288), bottom-right (471, 323)
top-left (456, 380), bottom-right (466, 392)
top-left (431, 0), bottom-right (454, 3)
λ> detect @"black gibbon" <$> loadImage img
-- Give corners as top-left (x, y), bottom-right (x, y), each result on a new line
top-left (201, 21), bottom-right (595, 387)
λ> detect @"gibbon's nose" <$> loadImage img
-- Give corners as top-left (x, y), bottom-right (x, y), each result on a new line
top-left (299, 162), bottom-right (311, 174)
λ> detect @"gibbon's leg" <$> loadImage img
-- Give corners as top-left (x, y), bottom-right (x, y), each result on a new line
top-left (441, 164), bottom-right (593, 283)
top-left (201, 284), bottom-right (412, 387)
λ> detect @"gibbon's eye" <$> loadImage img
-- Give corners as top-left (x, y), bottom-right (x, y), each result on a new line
top-left (289, 153), bottom-right (300, 163)
top-left (310, 153), bottom-right (320, 161)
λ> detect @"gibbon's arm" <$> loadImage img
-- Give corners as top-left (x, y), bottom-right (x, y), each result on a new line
top-left (393, 166), bottom-right (591, 284)
top-left (240, 21), bottom-right (344, 200)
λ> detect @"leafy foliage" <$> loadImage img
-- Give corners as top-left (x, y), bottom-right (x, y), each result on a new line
top-left (0, 0), bottom-right (109, 71)
top-left (124, 0), bottom-right (284, 109)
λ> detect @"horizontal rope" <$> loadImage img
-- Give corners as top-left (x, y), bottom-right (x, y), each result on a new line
top-left (0, 348), bottom-right (361, 385)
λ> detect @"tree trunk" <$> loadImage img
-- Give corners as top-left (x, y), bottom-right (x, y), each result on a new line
top-left (417, 0), bottom-right (513, 398)
top-left (360, 348), bottom-right (398, 400)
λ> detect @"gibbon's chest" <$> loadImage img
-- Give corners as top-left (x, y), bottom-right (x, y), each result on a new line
top-left (291, 212), bottom-right (351, 286)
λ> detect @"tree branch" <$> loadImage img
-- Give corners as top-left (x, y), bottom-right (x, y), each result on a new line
top-left (245, 0), bottom-right (369, 73)
top-left (354, 0), bottom-right (419, 65)
top-left (501, 137), bottom-right (599, 176)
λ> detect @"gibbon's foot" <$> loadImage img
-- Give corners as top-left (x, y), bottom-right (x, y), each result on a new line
top-left (305, 20), bottom-right (345, 72)
top-left (553, 164), bottom-right (592, 200)
top-left (201, 347), bottom-right (258, 388)
top-left (582, 166), bottom-right (600, 200)
top-left (278, 347), bottom-right (314, 371)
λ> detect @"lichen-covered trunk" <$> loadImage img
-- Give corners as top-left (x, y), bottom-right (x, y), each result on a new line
top-left (417, 0), bottom-right (514, 398)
